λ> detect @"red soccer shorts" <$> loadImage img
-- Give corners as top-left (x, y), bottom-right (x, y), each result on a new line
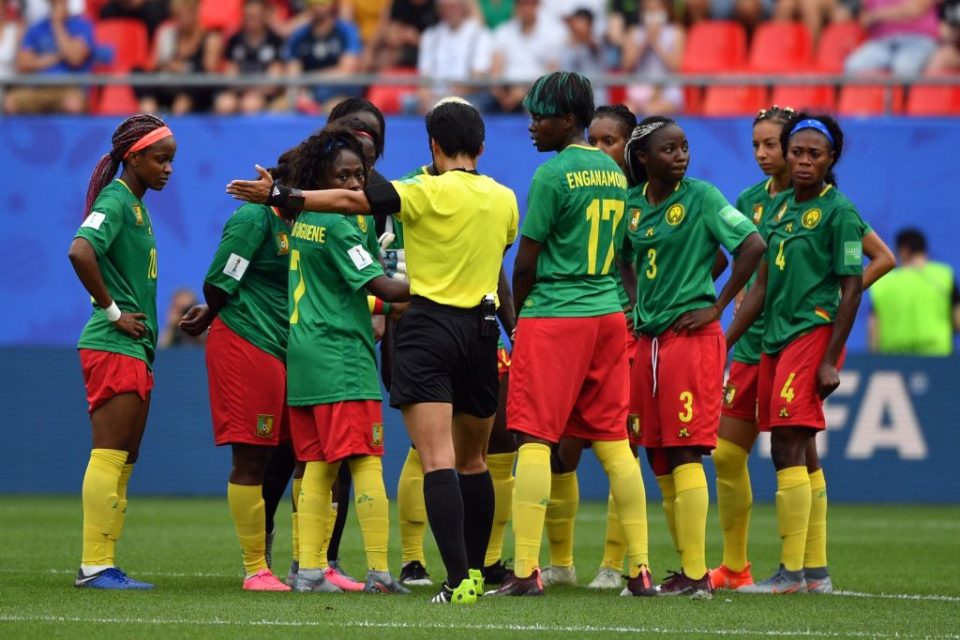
top-left (497, 343), bottom-right (511, 379)
top-left (206, 317), bottom-right (288, 446)
top-left (79, 349), bottom-right (153, 414)
top-left (290, 400), bottom-right (385, 463)
top-left (631, 321), bottom-right (726, 449)
top-left (508, 312), bottom-right (629, 444)
top-left (758, 325), bottom-right (845, 432)
top-left (721, 361), bottom-right (760, 422)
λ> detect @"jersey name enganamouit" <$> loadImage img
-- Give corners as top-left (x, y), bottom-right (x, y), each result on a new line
top-left (732, 179), bottom-right (787, 365)
top-left (761, 185), bottom-right (864, 355)
top-left (521, 145), bottom-right (628, 318)
top-left (204, 203), bottom-right (291, 361)
top-left (75, 179), bottom-right (159, 367)
top-left (627, 178), bottom-right (756, 336)
top-left (286, 211), bottom-right (384, 406)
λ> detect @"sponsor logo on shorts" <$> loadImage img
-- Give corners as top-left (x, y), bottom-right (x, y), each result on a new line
top-left (628, 209), bottom-right (641, 232)
top-left (723, 384), bottom-right (737, 407)
top-left (678, 427), bottom-right (690, 439)
top-left (256, 414), bottom-right (275, 439)
top-left (779, 407), bottom-right (790, 418)
top-left (801, 208), bottom-right (822, 229)
top-left (275, 232), bottom-right (290, 256)
top-left (628, 413), bottom-right (641, 438)
top-left (371, 422), bottom-right (384, 447)
top-left (665, 204), bottom-right (685, 226)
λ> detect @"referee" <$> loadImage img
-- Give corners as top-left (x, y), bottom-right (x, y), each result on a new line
top-left (227, 99), bottom-right (520, 605)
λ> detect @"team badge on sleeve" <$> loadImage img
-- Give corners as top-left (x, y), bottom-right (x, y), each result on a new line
top-left (371, 423), bottom-right (384, 447)
top-left (348, 245), bottom-right (374, 271)
top-left (223, 253), bottom-right (250, 281)
top-left (81, 211), bottom-right (106, 230)
top-left (665, 204), bottom-right (686, 225)
top-left (801, 209), bottom-right (822, 229)
top-left (256, 414), bottom-right (275, 439)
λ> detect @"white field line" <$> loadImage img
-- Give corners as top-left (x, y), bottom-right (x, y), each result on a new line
top-left (0, 614), bottom-right (957, 639)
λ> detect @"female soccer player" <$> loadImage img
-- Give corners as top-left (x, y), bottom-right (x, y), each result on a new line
top-left (68, 114), bottom-right (175, 590)
top-left (177, 149), bottom-right (299, 591)
top-left (623, 116), bottom-right (765, 597)
top-left (724, 113), bottom-right (885, 594)
top-left (281, 127), bottom-right (410, 594)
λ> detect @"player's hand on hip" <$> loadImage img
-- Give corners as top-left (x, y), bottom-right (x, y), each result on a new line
top-left (672, 304), bottom-right (720, 334)
top-left (114, 312), bottom-right (147, 339)
top-left (178, 304), bottom-right (213, 336)
top-left (226, 164), bottom-right (273, 203)
top-left (816, 362), bottom-right (841, 400)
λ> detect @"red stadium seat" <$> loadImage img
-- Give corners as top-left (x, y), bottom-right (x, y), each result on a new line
top-left (366, 68), bottom-right (418, 115)
top-left (682, 21), bottom-right (748, 73)
top-left (905, 85), bottom-right (960, 115)
top-left (837, 85), bottom-right (904, 115)
top-left (91, 85), bottom-right (140, 116)
top-left (771, 85), bottom-right (836, 112)
top-left (816, 22), bottom-right (867, 73)
top-left (702, 85), bottom-right (769, 116)
top-left (748, 22), bottom-right (813, 73)
top-left (94, 19), bottom-right (150, 72)
top-left (200, 0), bottom-right (243, 33)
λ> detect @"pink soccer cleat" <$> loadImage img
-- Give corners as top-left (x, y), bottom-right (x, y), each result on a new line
top-left (243, 569), bottom-right (291, 591)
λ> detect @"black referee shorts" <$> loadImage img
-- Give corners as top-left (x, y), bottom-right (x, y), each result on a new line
top-left (390, 296), bottom-right (499, 418)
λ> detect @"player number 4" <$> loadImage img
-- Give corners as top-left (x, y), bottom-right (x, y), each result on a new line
top-left (780, 372), bottom-right (796, 403)
top-left (775, 239), bottom-right (786, 271)
top-left (585, 198), bottom-right (625, 275)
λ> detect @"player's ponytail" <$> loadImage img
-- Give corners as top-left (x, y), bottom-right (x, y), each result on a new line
top-left (624, 116), bottom-right (675, 186)
top-left (780, 111), bottom-right (845, 187)
top-left (84, 114), bottom-right (167, 217)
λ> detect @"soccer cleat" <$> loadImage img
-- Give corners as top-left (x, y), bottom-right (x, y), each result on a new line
top-left (486, 569), bottom-right (545, 597)
top-left (620, 565), bottom-right (657, 597)
top-left (293, 568), bottom-right (343, 593)
top-left (399, 560), bottom-right (433, 586)
top-left (468, 568), bottom-right (485, 594)
top-left (74, 567), bottom-right (154, 590)
top-left (264, 527), bottom-right (275, 569)
top-left (588, 567), bottom-right (623, 590)
top-left (243, 569), bottom-right (291, 592)
top-left (324, 565), bottom-right (365, 592)
top-left (483, 559), bottom-right (512, 586)
top-left (804, 567), bottom-right (834, 594)
top-left (709, 563), bottom-right (755, 591)
top-left (541, 564), bottom-right (577, 587)
top-left (656, 570), bottom-right (713, 598)
top-left (285, 560), bottom-right (299, 587)
top-left (738, 565), bottom-right (806, 594)
top-left (327, 559), bottom-right (356, 581)
top-left (431, 578), bottom-right (478, 604)
top-left (364, 570), bottom-right (411, 594)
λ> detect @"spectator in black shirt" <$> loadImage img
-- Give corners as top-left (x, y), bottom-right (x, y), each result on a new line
top-left (364, 0), bottom-right (437, 70)
top-left (99, 0), bottom-right (170, 40)
top-left (215, 0), bottom-right (286, 114)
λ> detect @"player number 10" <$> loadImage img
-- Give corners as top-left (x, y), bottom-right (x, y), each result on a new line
top-left (585, 198), bottom-right (626, 275)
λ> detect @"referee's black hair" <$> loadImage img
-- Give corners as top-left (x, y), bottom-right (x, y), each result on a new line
top-left (624, 115), bottom-right (676, 186)
top-left (289, 126), bottom-right (368, 191)
top-left (523, 71), bottom-right (595, 130)
top-left (329, 97), bottom-right (386, 160)
top-left (895, 228), bottom-right (927, 254)
top-left (780, 111), bottom-right (844, 186)
top-left (425, 101), bottom-right (485, 158)
top-left (592, 104), bottom-right (637, 138)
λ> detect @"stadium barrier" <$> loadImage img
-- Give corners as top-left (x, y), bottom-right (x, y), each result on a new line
top-left (0, 347), bottom-right (957, 502)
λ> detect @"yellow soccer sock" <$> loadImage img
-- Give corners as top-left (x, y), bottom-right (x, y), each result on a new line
top-left (512, 443), bottom-right (552, 578)
top-left (291, 477), bottom-right (302, 563)
top-left (397, 448), bottom-right (427, 565)
top-left (714, 438), bottom-right (752, 572)
top-left (599, 490), bottom-right (626, 571)
top-left (594, 440), bottom-right (648, 576)
top-left (348, 456), bottom-right (390, 572)
top-left (484, 451), bottom-right (516, 567)
top-left (107, 463), bottom-right (134, 543)
top-left (319, 501), bottom-right (338, 562)
top-left (804, 468), bottom-right (828, 569)
top-left (656, 474), bottom-right (679, 554)
top-left (673, 462), bottom-right (709, 579)
top-left (776, 466), bottom-right (812, 572)
top-left (81, 448), bottom-right (128, 569)
top-left (299, 461), bottom-right (339, 569)
top-left (228, 483), bottom-right (269, 577)
top-left (545, 471), bottom-right (578, 568)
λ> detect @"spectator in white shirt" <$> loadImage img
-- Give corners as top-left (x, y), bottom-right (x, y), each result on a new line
top-left (488, 0), bottom-right (564, 112)
top-left (559, 8), bottom-right (608, 105)
top-left (417, 0), bottom-right (493, 112)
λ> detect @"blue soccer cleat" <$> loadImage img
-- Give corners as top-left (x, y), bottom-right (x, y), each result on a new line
top-left (75, 567), bottom-right (154, 590)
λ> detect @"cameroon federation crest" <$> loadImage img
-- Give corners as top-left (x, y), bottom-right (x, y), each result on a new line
top-left (801, 209), bottom-right (822, 229)
top-left (628, 209), bottom-right (641, 232)
top-left (371, 423), bottom-right (384, 447)
top-left (665, 204), bottom-right (686, 225)
top-left (256, 414), bottom-right (275, 439)
top-left (752, 204), bottom-right (763, 224)
top-left (275, 232), bottom-right (290, 256)
top-left (357, 215), bottom-right (368, 233)
top-left (628, 413), bottom-right (641, 438)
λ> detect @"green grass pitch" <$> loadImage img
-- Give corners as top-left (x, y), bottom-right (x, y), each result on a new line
top-left (0, 496), bottom-right (957, 639)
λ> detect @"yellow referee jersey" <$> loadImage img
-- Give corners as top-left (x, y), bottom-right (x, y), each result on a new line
top-left (393, 170), bottom-right (519, 309)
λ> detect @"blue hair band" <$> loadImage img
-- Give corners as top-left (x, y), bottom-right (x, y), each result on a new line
top-left (789, 119), bottom-right (834, 146)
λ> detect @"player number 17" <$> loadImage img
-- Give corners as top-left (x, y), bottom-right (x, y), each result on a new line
top-left (585, 198), bottom-right (626, 275)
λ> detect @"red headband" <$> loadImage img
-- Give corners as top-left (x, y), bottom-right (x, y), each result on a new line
top-left (354, 130), bottom-right (374, 141)
top-left (124, 126), bottom-right (173, 159)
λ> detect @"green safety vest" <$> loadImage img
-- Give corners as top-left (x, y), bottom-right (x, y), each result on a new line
top-left (870, 261), bottom-right (955, 356)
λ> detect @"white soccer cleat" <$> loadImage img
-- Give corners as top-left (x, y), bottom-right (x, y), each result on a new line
top-left (540, 564), bottom-right (577, 587)
top-left (588, 567), bottom-right (624, 590)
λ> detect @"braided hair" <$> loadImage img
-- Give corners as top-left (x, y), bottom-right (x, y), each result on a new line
top-left (753, 104), bottom-right (795, 126)
top-left (84, 114), bottom-right (167, 217)
top-left (289, 126), bottom-right (368, 191)
top-left (779, 111), bottom-right (845, 186)
top-left (624, 115), bottom-right (676, 186)
top-left (329, 98), bottom-right (386, 160)
top-left (593, 104), bottom-right (637, 139)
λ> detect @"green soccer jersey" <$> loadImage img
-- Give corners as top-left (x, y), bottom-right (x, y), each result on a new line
top-left (204, 204), bottom-right (291, 361)
top-left (732, 179), bottom-right (786, 365)
top-left (520, 145), bottom-right (629, 318)
top-left (627, 178), bottom-right (757, 337)
top-left (75, 180), bottom-right (159, 367)
top-left (286, 211), bottom-right (385, 406)
top-left (761, 185), bottom-right (864, 355)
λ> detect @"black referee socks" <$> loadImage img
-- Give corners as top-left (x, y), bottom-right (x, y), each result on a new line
top-left (459, 471), bottom-right (494, 571)
top-left (423, 468), bottom-right (469, 586)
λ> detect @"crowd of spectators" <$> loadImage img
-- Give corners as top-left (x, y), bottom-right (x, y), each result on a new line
top-left (1, 0), bottom-right (959, 115)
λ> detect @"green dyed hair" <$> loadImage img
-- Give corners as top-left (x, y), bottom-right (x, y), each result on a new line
top-left (523, 71), bottom-right (595, 130)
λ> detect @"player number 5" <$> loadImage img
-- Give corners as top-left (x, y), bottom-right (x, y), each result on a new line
top-left (585, 198), bottom-right (626, 275)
